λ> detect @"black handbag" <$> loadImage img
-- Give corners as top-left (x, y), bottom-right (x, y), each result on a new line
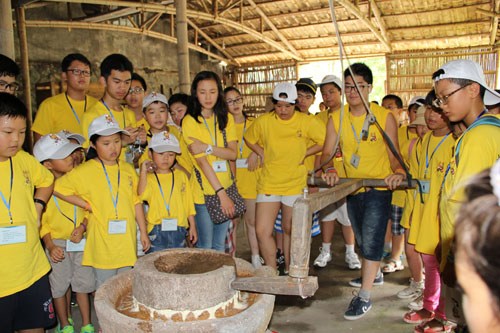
top-left (193, 129), bottom-right (246, 224)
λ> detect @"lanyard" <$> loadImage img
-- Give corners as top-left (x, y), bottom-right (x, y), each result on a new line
top-left (348, 113), bottom-right (364, 149)
top-left (0, 158), bottom-right (13, 224)
top-left (53, 196), bottom-right (77, 226)
top-left (101, 99), bottom-right (126, 128)
top-left (154, 171), bottom-right (175, 216)
top-left (65, 93), bottom-right (86, 125)
top-left (424, 133), bottom-right (450, 175)
top-left (98, 158), bottom-right (120, 218)
top-left (239, 118), bottom-right (247, 158)
top-left (202, 115), bottom-right (217, 146)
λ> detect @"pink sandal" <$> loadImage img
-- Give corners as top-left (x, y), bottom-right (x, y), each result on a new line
top-left (414, 318), bottom-right (455, 333)
top-left (403, 310), bottom-right (435, 324)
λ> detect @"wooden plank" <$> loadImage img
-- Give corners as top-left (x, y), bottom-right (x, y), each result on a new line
top-left (231, 276), bottom-right (318, 297)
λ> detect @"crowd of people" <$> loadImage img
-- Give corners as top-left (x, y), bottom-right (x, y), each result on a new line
top-left (0, 51), bottom-right (499, 333)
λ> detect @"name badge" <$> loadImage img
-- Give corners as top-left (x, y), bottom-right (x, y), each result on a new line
top-left (66, 238), bottom-right (86, 252)
top-left (212, 161), bottom-right (228, 173)
top-left (108, 219), bottom-right (127, 234)
top-left (161, 218), bottom-right (178, 231)
top-left (0, 224), bottom-right (27, 245)
top-left (236, 158), bottom-right (247, 169)
top-left (350, 154), bottom-right (361, 169)
top-left (420, 180), bottom-right (431, 194)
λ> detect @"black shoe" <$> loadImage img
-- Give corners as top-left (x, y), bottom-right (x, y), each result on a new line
top-left (276, 249), bottom-right (286, 276)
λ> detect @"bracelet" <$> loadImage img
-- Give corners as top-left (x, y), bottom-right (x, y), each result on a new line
top-left (325, 167), bottom-right (337, 173)
top-left (33, 198), bottom-right (47, 210)
top-left (80, 223), bottom-right (87, 232)
top-left (395, 168), bottom-right (406, 175)
top-left (215, 187), bottom-right (225, 194)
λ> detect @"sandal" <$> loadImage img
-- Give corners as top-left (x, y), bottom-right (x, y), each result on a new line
top-left (414, 318), bottom-right (455, 333)
top-left (382, 259), bottom-right (404, 273)
top-left (404, 310), bottom-right (435, 324)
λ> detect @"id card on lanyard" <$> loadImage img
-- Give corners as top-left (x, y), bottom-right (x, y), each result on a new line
top-left (53, 196), bottom-right (86, 252)
top-left (99, 159), bottom-right (125, 235)
top-left (0, 158), bottom-right (25, 245)
top-left (154, 172), bottom-right (178, 231)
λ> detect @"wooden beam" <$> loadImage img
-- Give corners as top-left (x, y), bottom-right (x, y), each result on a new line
top-left (490, 1), bottom-right (500, 44)
top-left (187, 18), bottom-right (239, 64)
top-left (335, 0), bottom-right (391, 52)
top-left (246, 0), bottom-right (300, 58)
top-left (212, 0), bottom-right (218, 18)
top-left (477, 8), bottom-right (500, 18)
top-left (24, 19), bottom-right (236, 65)
top-left (219, 0), bottom-right (241, 16)
top-left (368, 0), bottom-right (390, 45)
top-left (126, 15), bottom-right (138, 29)
top-left (142, 12), bottom-right (162, 30)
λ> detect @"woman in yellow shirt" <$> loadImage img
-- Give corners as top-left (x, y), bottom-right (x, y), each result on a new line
top-left (182, 71), bottom-right (239, 252)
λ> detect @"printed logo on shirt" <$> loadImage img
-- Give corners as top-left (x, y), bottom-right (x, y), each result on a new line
top-left (369, 132), bottom-right (377, 142)
top-left (23, 170), bottom-right (31, 186)
top-left (437, 162), bottom-right (445, 173)
top-left (181, 181), bottom-right (186, 193)
top-left (128, 175), bottom-right (133, 188)
top-left (297, 130), bottom-right (302, 138)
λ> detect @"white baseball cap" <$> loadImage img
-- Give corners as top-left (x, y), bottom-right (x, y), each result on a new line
top-left (33, 133), bottom-right (81, 162)
top-left (150, 131), bottom-right (181, 154)
top-left (88, 114), bottom-right (130, 138)
top-left (433, 59), bottom-right (500, 106)
top-left (408, 96), bottom-right (425, 107)
top-left (409, 105), bottom-right (427, 127)
top-left (319, 75), bottom-right (343, 90)
top-left (56, 130), bottom-right (85, 145)
top-left (143, 92), bottom-right (169, 109)
top-left (272, 82), bottom-right (297, 104)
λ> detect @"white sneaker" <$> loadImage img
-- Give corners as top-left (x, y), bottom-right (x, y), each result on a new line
top-left (314, 247), bottom-right (332, 268)
top-left (397, 278), bottom-right (424, 299)
top-left (345, 251), bottom-right (362, 270)
top-left (408, 294), bottom-right (424, 311)
top-left (251, 255), bottom-right (263, 269)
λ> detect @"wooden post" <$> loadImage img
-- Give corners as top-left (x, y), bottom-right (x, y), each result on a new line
top-left (15, 5), bottom-right (33, 152)
top-left (0, 0), bottom-right (15, 59)
top-left (289, 191), bottom-right (313, 279)
top-left (175, 0), bottom-right (190, 94)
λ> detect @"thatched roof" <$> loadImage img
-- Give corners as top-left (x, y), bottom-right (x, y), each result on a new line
top-left (19, 0), bottom-right (500, 66)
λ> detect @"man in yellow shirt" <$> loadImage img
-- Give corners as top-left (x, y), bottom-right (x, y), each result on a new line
top-left (32, 53), bottom-right (98, 141)
top-left (0, 93), bottom-right (55, 332)
top-left (0, 54), bottom-right (20, 95)
top-left (321, 63), bottom-right (406, 320)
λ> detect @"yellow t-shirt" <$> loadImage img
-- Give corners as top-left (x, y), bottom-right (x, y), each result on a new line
top-left (141, 169), bottom-right (195, 233)
top-left (440, 115), bottom-right (500, 269)
top-left (0, 151), bottom-right (53, 297)
top-left (182, 113), bottom-right (238, 203)
top-left (81, 101), bottom-right (137, 163)
top-left (234, 118), bottom-right (259, 199)
top-left (136, 116), bottom-right (150, 131)
top-left (327, 109), bottom-right (350, 178)
top-left (244, 111), bottom-right (325, 195)
top-left (316, 109), bottom-right (331, 126)
top-left (55, 159), bottom-right (140, 269)
top-left (334, 103), bottom-right (393, 183)
top-left (40, 195), bottom-right (86, 240)
top-left (392, 126), bottom-right (419, 207)
top-left (32, 93), bottom-right (99, 136)
top-left (400, 138), bottom-right (422, 229)
top-left (407, 132), bottom-right (454, 255)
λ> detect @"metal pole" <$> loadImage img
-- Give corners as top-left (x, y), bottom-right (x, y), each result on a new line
top-left (175, 0), bottom-right (190, 94)
top-left (0, 0), bottom-right (15, 59)
top-left (16, 6), bottom-right (33, 152)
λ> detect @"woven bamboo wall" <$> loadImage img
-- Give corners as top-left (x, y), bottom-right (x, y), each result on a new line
top-left (386, 47), bottom-right (498, 106)
top-left (225, 61), bottom-right (298, 115)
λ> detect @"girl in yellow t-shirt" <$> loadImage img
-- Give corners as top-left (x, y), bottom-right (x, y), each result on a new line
top-left (55, 115), bottom-right (151, 288)
top-left (244, 82), bottom-right (325, 272)
top-left (224, 86), bottom-right (261, 267)
top-left (181, 71), bottom-right (239, 252)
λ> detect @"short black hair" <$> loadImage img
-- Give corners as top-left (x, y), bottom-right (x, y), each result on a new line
top-left (100, 54), bottom-right (133, 80)
top-left (168, 93), bottom-right (189, 107)
top-left (382, 94), bottom-right (403, 108)
top-left (0, 54), bottom-right (20, 78)
top-left (344, 62), bottom-right (373, 85)
top-left (0, 92), bottom-right (27, 119)
top-left (61, 53), bottom-right (91, 72)
top-left (131, 73), bottom-right (147, 91)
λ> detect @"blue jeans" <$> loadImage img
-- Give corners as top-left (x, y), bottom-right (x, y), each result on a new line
top-left (347, 189), bottom-right (392, 261)
top-left (146, 225), bottom-right (187, 253)
top-left (195, 204), bottom-right (229, 252)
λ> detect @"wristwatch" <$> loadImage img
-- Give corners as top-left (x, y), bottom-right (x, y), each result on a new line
top-left (205, 144), bottom-right (213, 155)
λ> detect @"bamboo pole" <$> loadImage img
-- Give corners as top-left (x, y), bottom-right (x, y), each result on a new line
top-left (16, 6), bottom-right (33, 152)
top-left (175, 0), bottom-right (190, 94)
top-left (0, 0), bottom-right (15, 59)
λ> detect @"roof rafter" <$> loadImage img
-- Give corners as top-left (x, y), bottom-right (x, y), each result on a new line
top-left (368, 0), bottom-right (390, 45)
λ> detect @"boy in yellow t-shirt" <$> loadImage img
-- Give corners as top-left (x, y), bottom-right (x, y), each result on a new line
top-left (32, 53), bottom-right (99, 142)
top-left (0, 93), bottom-right (55, 332)
top-left (139, 131), bottom-right (197, 252)
top-left (34, 133), bottom-right (95, 333)
top-left (55, 114), bottom-right (151, 289)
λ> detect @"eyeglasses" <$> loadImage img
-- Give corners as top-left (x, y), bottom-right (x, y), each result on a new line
top-left (67, 68), bottom-right (91, 77)
top-left (344, 84), bottom-right (371, 93)
top-left (226, 97), bottom-right (243, 106)
top-left (128, 87), bottom-right (145, 95)
top-left (0, 80), bottom-right (20, 92)
top-left (433, 83), bottom-right (471, 108)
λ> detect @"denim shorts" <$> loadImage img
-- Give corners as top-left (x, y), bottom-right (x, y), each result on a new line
top-left (147, 224), bottom-right (187, 253)
top-left (347, 189), bottom-right (392, 261)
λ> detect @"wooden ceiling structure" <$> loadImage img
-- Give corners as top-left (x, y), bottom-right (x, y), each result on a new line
top-left (16, 0), bottom-right (500, 67)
